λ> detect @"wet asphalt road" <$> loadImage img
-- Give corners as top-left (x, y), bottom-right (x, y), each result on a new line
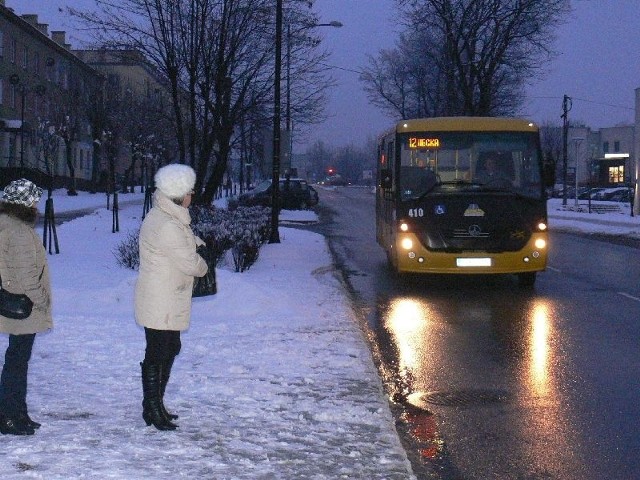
top-left (307, 186), bottom-right (640, 480)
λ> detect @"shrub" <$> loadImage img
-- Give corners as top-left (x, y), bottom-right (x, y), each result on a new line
top-left (114, 204), bottom-right (273, 274)
top-left (113, 230), bottom-right (140, 270)
top-left (193, 204), bottom-right (271, 272)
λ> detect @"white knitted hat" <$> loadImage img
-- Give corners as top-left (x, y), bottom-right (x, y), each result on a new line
top-left (154, 164), bottom-right (196, 199)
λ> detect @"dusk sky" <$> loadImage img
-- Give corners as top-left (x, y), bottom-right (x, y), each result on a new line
top-left (13, 0), bottom-right (640, 150)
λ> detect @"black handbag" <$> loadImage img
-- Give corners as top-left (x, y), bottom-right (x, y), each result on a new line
top-left (0, 273), bottom-right (33, 320)
top-left (192, 244), bottom-right (217, 297)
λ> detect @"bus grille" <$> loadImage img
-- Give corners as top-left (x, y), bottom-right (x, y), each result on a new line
top-left (451, 228), bottom-right (490, 238)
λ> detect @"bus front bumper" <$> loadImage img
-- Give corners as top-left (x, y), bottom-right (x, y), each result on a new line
top-left (395, 233), bottom-right (548, 275)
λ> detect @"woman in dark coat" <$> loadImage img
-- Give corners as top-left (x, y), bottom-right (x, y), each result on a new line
top-left (0, 179), bottom-right (52, 435)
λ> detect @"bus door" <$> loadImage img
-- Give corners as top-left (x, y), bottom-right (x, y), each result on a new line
top-left (377, 137), bottom-right (396, 248)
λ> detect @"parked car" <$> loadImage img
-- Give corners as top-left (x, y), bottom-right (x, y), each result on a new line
top-left (320, 174), bottom-right (348, 186)
top-left (601, 186), bottom-right (633, 202)
top-left (237, 178), bottom-right (319, 209)
top-left (308, 185), bottom-right (319, 205)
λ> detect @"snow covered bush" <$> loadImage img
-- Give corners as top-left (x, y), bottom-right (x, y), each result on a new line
top-left (113, 204), bottom-right (271, 274)
top-left (192, 204), bottom-right (271, 272)
top-left (113, 230), bottom-right (140, 270)
top-left (190, 205), bottom-right (235, 265)
top-left (228, 206), bottom-right (271, 272)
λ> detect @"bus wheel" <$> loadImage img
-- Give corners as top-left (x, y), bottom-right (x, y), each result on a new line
top-left (517, 272), bottom-right (536, 287)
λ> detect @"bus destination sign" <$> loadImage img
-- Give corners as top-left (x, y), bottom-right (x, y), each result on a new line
top-left (409, 137), bottom-right (440, 149)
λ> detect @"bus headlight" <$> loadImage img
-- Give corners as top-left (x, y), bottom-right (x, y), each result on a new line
top-left (400, 222), bottom-right (409, 232)
top-left (537, 222), bottom-right (548, 231)
top-left (534, 238), bottom-right (546, 249)
top-left (401, 238), bottom-right (413, 250)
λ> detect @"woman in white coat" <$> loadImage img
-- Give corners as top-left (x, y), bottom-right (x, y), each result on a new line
top-left (135, 164), bottom-right (207, 431)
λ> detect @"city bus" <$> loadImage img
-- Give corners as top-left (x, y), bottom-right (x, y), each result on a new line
top-left (376, 117), bottom-right (554, 286)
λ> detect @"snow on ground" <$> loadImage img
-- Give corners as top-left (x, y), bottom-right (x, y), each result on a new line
top-left (1, 190), bottom-right (414, 479)
top-left (1, 189), bottom-right (637, 479)
top-left (547, 197), bottom-right (640, 237)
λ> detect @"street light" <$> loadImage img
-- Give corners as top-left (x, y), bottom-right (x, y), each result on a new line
top-left (269, 0), bottom-right (342, 243)
top-left (572, 137), bottom-right (585, 208)
top-left (269, 0), bottom-right (284, 244)
top-left (285, 20), bottom-right (342, 174)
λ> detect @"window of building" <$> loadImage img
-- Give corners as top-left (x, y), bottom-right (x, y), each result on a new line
top-left (22, 45), bottom-right (29, 70)
top-left (603, 141), bottom-right (609, 153)
top-left (33, 51), bottom-right (40, 76)
top-left (46, 60), bottom-right (54, 82)
top-left (609, 166), bottom-right (624, 183)
top-left (10, 37), bottom-right (16, 63)
top-left (34, 94), bottom-right (43, 117)
top-left (0, 79), bottom-right (3, 105)
top-left (11, 84), bottom-right (18, 109)
top-left (0, 30), bottom-right (4, 58)
top-left (614, 141), bottom-right (620, 152)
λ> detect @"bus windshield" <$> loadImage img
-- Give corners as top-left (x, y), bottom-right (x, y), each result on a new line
top-left (398, 131), bottom-right (542, 200)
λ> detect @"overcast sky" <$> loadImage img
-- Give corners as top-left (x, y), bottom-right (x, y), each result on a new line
top-left (12, 0), bottom-right (640, 150)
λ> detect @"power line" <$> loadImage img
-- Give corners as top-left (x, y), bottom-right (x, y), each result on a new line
top-left (571, 96), bottom-right (634, 111)
top-left (318, 61), bottom-right (364, 75)
top-left (529, 95), bottom-right (634, 112)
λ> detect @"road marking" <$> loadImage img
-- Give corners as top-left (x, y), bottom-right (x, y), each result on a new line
top-left (618, 292), bottom-right (640, 302)
top-left (546, 266), bottom-right (561, 273)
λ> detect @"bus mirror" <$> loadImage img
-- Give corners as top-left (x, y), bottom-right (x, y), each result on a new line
top-left (380, 169), bottom-right (392, 189)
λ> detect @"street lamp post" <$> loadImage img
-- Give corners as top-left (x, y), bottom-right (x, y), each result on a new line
top-left (269, 0), bottom-right (284, 244)
top-left (285, 21), bottom-right (342, 175)
top-left (561, 95), bottom-right (572, 206)
top-left (572, 137), bottom-right (585, 208)
top-left (270, 6), bottom-right (342, 244)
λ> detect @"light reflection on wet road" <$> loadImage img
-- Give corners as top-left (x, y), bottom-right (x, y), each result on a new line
top-left (311, 186), bottom-right (640, 479)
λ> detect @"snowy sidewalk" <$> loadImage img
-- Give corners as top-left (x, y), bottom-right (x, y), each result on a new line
top-left (0, 198), bottom-right (414, 479)
top-left (547, 198), bottom-right (640, 237)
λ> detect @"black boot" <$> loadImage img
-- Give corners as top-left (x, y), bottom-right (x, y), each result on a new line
top-left (17, 410), bottom-right (41, 430)
top-left (159, 358), bottom-right (178, 421)
top-left (141, 361), bottom-right (177, 431)
top-left (0, 414), bottom-right (35, 435)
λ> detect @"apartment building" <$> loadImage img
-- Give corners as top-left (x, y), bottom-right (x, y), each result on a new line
top-left (0, 0), bottom-right (102, 188)
top-left (73, 48), bottom-right (174, 187)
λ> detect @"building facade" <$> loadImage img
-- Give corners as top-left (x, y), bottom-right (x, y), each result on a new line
top-left (73, 48), bottom-right (175, 188)
top-left (0, 0), bottom-right (102, 188)
top-left (566, 123), bottom-right (636, 187)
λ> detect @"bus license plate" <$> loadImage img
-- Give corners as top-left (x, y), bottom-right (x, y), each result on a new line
top-left (456, 257), bottom-right (492, 267)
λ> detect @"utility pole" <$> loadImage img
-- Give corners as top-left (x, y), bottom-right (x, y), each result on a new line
top-left (561, 95), bottom-right (572, 206)
top-left (269, 0), bottom-right (283, 244)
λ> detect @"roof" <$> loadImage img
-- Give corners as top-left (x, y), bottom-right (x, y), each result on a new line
top-left (396, 117), bottom-right (539, 133)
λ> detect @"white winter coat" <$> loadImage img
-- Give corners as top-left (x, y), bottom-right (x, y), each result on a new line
top-left (134, 190), bottom-right (208, 331)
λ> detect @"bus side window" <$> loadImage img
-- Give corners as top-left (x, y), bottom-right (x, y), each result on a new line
top-left (380, 169), bottom-right (392, 189)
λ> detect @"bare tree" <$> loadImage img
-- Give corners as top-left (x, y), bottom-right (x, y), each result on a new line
top-left (70, 0), bottom-right (333, 204)
top-left (540, 121), bottom-right (563, 179)
top-left (304, 139), bottom-right (334, 180)
top-left (362, 0), bottom-right (570, 119)
top-left (34, 120), bottom-right (61, 196)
